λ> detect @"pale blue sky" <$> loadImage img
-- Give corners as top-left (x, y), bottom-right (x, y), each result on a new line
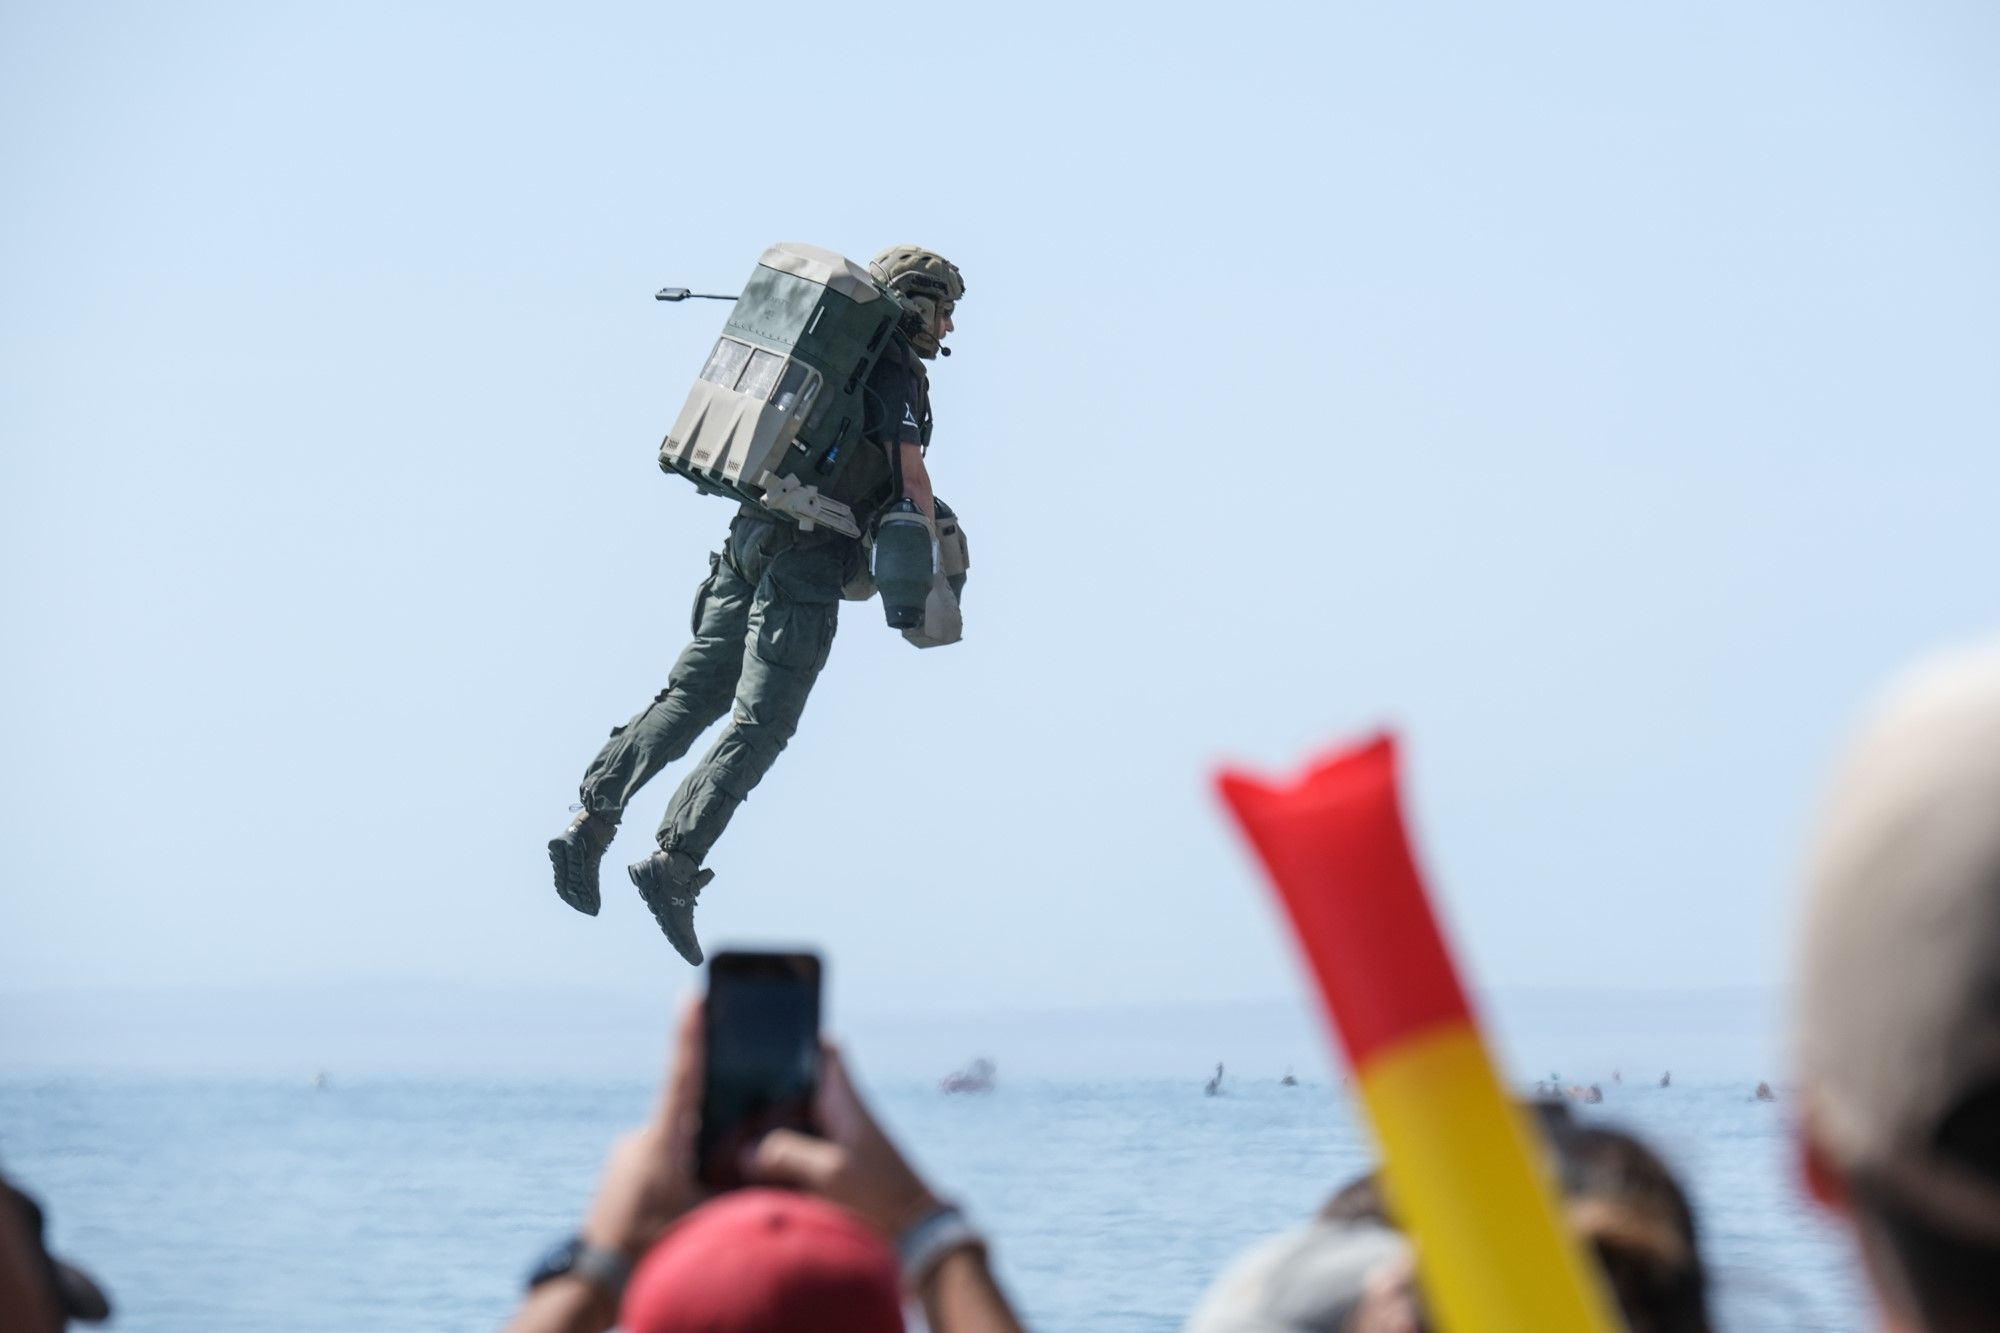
top-left (4, 1), bottom-right (1997, 1065)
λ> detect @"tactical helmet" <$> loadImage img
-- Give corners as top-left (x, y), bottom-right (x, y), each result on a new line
top-left (868, 245), bottom-right (964, 359)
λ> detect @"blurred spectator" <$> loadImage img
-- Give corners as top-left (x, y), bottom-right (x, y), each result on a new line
top-left (0, 1174), bottom-right (110, 1332)
top-left (1180, 1208), bottom-right (1400, 1332)
top-left (620, 1188), bottom-right (901, 1332)
top-left (1548, 1118), bottom-right (1712, 1333)
top-left (1795, 641), bottom-right (2000, 1333)
top-left (506, 1003), bottom-right (1026, 1333)
top-left (1185, 1106), bottom-right (1711, 1333)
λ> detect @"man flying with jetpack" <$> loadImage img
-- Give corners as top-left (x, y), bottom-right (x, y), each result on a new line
top-left (549, 244), bottom-right (969, 964)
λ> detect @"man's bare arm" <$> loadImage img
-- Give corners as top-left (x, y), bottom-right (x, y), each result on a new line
top-left (899, 442), bottom-right (935, 519)
top-left (919, 1247), bottom-right (1029, 1333)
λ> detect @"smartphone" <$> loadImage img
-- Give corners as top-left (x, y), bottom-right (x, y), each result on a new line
top-left (698, 949), bottom-right (823, 1192)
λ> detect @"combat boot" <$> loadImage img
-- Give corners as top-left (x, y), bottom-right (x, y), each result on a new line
top-left (629, 848), bottom-right (714, 965)
top-left (547, 809), bottom-right (618, 916)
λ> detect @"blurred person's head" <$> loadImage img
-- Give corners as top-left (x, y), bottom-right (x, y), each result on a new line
top-left (1196, 1112), bottom-right (1710, 1333)
top-left (1182, 1210), bottom-right (1404, 1333)
top-left (1360, 1104), bottom-right (1720, 1328)
top-left (0, 1177), bottom-right (110, 1331)
top-left (1796, 639), bottom-right (2000, 1332)
top-left (1552, 1120), bottom-right (1711, 1333)
top-left (620, 1187), bottom-right (901, 1333)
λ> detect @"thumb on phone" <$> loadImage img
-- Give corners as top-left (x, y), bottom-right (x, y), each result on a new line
top-left (747, 1127), bottom-right (847, 1194)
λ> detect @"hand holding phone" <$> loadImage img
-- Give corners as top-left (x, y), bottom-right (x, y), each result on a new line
top-left (561, 1001), bottom-right (707, 1266)
top-left (698, 950), bottom-right (822, 1192)
top-left (748, 1043), bottom-right (941, 1238)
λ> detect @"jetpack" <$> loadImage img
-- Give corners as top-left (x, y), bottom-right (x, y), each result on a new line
top-left (655, 244), bottom-right (904, 539)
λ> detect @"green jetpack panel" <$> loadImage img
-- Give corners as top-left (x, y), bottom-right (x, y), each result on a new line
top-left (658, 243), bottom-right (904, 538)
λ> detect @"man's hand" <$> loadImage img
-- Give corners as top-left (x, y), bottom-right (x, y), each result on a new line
top-left (505, 1003), bottom-right (708, 1333)
top-left (748, 1041), bottom-right (1030, 1333)
top-left (582, 1002), bottom-right (708, 1256)
top-left (747, 1043), bottom-right (940, 1238)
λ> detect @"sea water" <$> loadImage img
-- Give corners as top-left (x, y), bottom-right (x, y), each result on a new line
top-left (0, 1076), bottom-right (1868, 1332)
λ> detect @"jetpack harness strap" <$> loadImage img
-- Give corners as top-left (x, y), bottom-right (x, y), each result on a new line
top-left (755, 471), bottom-right (862, 539)
top-left (658, 243), bottom-right (904, 536)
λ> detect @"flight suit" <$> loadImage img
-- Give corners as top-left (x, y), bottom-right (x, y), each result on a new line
top-left (577, 513), bottom-right (850, 862)
top-left (571, 335), bottom-right (930, 865)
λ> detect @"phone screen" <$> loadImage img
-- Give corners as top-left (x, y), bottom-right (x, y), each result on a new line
top-left (698, 950), bottom-right (822, 1192)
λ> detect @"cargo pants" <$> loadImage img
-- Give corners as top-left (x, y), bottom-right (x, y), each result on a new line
top-left (578, 511), bottom-right (851, 864)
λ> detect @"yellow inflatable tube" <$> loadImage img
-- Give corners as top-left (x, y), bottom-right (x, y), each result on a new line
top-left (1218, 735), bottom-right (1620, 1333)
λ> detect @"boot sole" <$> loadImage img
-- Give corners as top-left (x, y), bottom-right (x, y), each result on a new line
top-left (547, 837), bottom-right (602, 916)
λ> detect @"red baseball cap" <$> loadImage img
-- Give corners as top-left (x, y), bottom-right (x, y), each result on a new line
top-left (622, 1189), bottom-right (904, 1333)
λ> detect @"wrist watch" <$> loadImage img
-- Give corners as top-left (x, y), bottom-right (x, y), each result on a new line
top-left (896, 1203), bottom-right (986, 1287)
top-left (527, 1235), bottom-right (635, 1305)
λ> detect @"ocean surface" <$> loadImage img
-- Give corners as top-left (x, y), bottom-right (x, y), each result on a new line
top-left (0, 1075), bottom-right (1868, 1332)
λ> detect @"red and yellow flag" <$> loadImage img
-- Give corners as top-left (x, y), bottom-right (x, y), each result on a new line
top-left (1217, 734), bottom-right (1619, 1333)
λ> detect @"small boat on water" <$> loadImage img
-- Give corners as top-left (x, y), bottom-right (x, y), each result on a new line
top-left (1203, 1062), bottom-right (1224, 1096)
top-left (941, 1057), bottom-right (996, 1095)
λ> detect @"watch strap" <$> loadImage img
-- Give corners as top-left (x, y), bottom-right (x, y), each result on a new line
top-left (896, 1203), bottom-right (986, 1287)
top-left (570, 1241), bottom-right (634, 1300)
top-left (529, 1235), bottom-right (635, 1304)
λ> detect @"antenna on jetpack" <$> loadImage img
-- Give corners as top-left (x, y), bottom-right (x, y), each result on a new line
top-left (655, 287), bottom-right (737, 302)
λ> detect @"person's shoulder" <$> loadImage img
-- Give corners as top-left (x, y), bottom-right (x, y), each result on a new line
top-left (1185, 1222), bottom-right (1403, 1333)
top-left (875, 333), bottom-right (928, 381)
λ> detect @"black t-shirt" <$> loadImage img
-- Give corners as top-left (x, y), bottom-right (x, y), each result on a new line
top-left (862, 336), bottom-right (930, 457)
top-left (735, 337), bottom-right (933, 541)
